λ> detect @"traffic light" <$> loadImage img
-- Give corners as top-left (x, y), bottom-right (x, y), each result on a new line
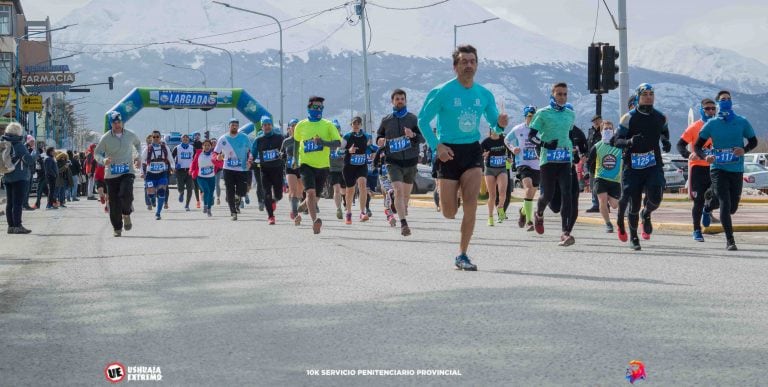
top-left (587, 44), bottom-right (601, 93)
top-left (600, 45), bottom-right (619, 91)
top-left (108, 76), bottom-right (114, 90)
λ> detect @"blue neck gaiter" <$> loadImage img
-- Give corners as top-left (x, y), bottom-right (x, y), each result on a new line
top-left (393, 106), bottom-right (408, 118)
top-left (549, 96), bottom-right (565, 112)
top-left (308, 109), bottom-right (322, 122)
top-left (717, 100), bottom-right (734, 121)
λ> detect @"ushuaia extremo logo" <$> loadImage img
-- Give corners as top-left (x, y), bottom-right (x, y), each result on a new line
top-left (105, 362), bottom-right (163, 383)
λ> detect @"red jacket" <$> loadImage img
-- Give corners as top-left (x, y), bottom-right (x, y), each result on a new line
top-left (190, 149), bottom-right (223, 179)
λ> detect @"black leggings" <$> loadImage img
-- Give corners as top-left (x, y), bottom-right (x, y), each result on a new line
top-left (537, 163), bottom-right (574, 233)
top-left (622, 166), bottom-right (664, 236)
top-left (223, 170), bottom-right (250, 214)
top-left (690, 166), bottom-right (711, 231)
top-left (711, 169), bottom-right (742, 241)
top-left (548, 165), bottom-right (579, 232)
top-left (260, 166), bottom-right (284, 217)
top-left (176, 168), bottom-right (194, 205)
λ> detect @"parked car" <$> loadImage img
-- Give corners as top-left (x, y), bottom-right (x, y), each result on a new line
top-left (743, 162), bottom-right (768, 190)
top-left (663, 162), bottom-right (686, 192)
top-left (743, 153), bottom-right (768, 167)
top-left (412, 164), bottom-right (436, 193)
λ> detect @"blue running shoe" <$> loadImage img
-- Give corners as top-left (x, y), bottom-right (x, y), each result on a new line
top-left (454, 254), bottom-right (477, 271)
top-left (244, 195), bottom-right (251, 205)
top-left (702, 209), bottom-right (711, 228)
top-left (693, 230), bottom-right (704, 242)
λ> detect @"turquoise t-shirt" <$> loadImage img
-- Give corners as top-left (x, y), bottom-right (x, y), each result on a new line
top-left (698, 115), bottom-right (755, 173)
top-left (417, 78), bottom-right (502, 151)
top-left (594, 142), bottom-right (623, 183)
top-left (528, 106), bottom-right (575, 166)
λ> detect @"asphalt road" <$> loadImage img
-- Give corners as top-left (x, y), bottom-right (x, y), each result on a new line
top-left (1, 187), bottom-right (767, 386)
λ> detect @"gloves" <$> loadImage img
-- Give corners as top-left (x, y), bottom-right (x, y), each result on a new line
top-left (542, 139), bottom-right (559, 150)
top-left (662, 139), bottom-right (671, 153)
top-left (629, 134), bottom-right (643, 146)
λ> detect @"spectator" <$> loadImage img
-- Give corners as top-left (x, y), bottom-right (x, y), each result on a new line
top-left (69, 151), bottom-right (82, 201)
top-left (43, 147), bottom-right (58, 209)
top-left (2, 122), bottom-right (37, 234)
top-left (55, 151), bottom-right (71, 207)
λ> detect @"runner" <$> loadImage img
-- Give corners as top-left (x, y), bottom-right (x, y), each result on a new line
top-left (250, 116), bottom-right (285, 225)
top-left (328, 119), bottom-right (346, 220)
top-left (694, 90), bottom-right (758, 251)
top-left (585, 115), bottom-right (603, 213)
top-left (677, 98), bottom-right (718, 241)
top-left (93, 111), bottom-right (142, 237)
top-left (142, 130), bottom-right (175, 220)
top-left (417, 44), bottom-right (509, 271)
top-left (292, 96), bottom-right (342, 234)
top-left (505, 105), bottom-right (540, 231)
top-left (527, 82), bottom-right (577, 246)
top-left (342, 116), bottom-right (371, 224)
top-left (481, 127), bottom-right (509, 226)
top-left (614, 96), bottom-right (638, 242)
top-left (376, 88), bottom-right (425, 236)
top-left (282, 119), bottom-right (304, 224)
top-left (172, 134), bottom-right (196, 211)
top-left (140, 134), bottom-right (155, 210)
top-left (375, 149), bottom-right (398, 227)
top-left (364, 141), bottom-right (380, 218)
top-left (214, 118), bottom-right (253, 221)
top-left (546, 124), bottom-right (588, 238)
top-left (210, 137), bottom-right (222, 206)
top-left (587, 120), bottom-right (623, 233)
top-left (190, 139), bottom-right (222, 217)
top-left (614, 83), bottom-right (672, 251)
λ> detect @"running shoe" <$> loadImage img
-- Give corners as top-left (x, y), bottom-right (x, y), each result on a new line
top-left (100, 195), bottom-right (106, 204)
top-left (216, 197), bottom-right (221, 205)
top-left (401, 224), bottom-right (411, 236)
top-left (164, 202), bottom-right (168, 209)
top-left (178, 192), bottom-right (184, 203)
top-left (185, 206), bottom-right (190, 212)
top-left (692, 230), bottom-right (704, 242)
top-left (345, 212), bottom-right (352, 225)
top-left (497, 208), bottom-right (505, 223)
top-left (123, 215), bottom-right (132, 231)
top-left (360, 212), bottom-right (369, 222)
top-left (155, 213), bottom-right (161, 220)
top-left (272, 202), bottom-right (277, 213)
top-left (104, 205), bottom-right (108, 213)
top-left (487, 217), bottom-right (494, 227)
top-left (196, 201), bottom-right (201, 209)
top-left (290, 211), bottom-right (296, 221)
top-left (702, 209), bottom-right (712, 228)
top-left (388, 215), bottom-right (397, 227)
top-left (630, 237), bottom-right (641, 251)
top-left (726, 240), bottom-right (738, 251)
top-left (558, 233), bottom-right (575, 247)
top-left (294, 213), bottom-right (301, 226)
top-left (534, 212), bottom-right (544, 235)
top-left (268, 216), bottom-right (276, 225)
top-left (617, 221), bottom-right (628, 242)
top-left (641, 209), bottom-right (652, 240)
top-left (113, 229), bottom-right (122, 237)
top-left (258, 202), bottom-right (265, 211)
top-left (231, 213), bottom-right (238, 221)
top-left (147, 205), bottom-right (153, 211)
top-left (517, 208), bottom-right (526, 228)
top-left (366, 209), bottom-right (372, 218)
top-left (605, 222), bottom-right (614, 233)
top-left (244, 195), bottom-right (251, 205)
top-left (454, 253), bottom-right (477, 271)
top-left (313, 218), bottom-right (322, 234)
top-left (336, 208), bottom-right (343, 220)
top-left (526, 222), bottom-right (534, 232)
top-left (298, 201), bottom-right (307, 213)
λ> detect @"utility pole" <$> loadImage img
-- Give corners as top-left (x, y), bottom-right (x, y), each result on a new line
top-left (618, 0), bottom-right (629, 118)
top-left (358, 0), bottom-right (373, 133)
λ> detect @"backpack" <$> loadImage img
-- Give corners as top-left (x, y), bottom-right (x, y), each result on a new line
top-left (0, 138), bottom-right (20, 174)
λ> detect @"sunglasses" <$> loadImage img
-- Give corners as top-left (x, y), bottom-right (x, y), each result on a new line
top-left (703, 107), bottom-right (716, 111)
top-left (308, 104), bottom-right (324, 110)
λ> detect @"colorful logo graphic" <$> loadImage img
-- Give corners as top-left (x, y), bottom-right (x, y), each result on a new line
top-left (625, 360), bottom-right (646, 384)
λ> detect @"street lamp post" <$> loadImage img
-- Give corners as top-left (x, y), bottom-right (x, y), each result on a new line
top-left (14, 23), bottom-right (76, 136)
top-left (165, 62), bottom-right (208, 133)
top-left (180, 38), bottom-right (235, 117)
top-left (453, 17), bottom-right (499, 48)
top-left (212, 1), bottom-right (283, 128)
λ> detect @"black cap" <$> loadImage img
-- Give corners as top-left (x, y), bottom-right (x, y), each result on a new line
top-left (590, 114), bottom-right (602, 122)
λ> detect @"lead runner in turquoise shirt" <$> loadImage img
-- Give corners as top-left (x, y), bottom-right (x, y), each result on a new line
top-left (417, 44), bottom-right (509, 272)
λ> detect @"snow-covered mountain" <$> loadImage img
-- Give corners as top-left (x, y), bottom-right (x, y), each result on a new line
top-left (632, 37), bottom-right (768, 95)
top-left (54, 0), bottom-right (582, 64)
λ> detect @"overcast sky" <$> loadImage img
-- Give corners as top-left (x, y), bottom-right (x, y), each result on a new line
top-left (22, 0), bottom-right (768, 64)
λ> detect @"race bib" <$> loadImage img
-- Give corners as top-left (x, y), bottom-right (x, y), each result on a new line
top-left (709, 148), bottom-right (739, 164)
top-left (262, 149), bottom-right (279, 161)
top-left (200, 166), bottom-right (214, 175)
top-left (304, 141), bottom-right (323, 153)
top-left (546, 148), bottom-right (571, 163)
top-left (145, 180), bottom-right (154, 188)
top-left (388, 136), bottom-right (411, 152)
top-left (180, 152), bottom-right (192, 160)
top-left (110, 164), bottom-right (129, 174)
top-left (226, 158), bottom-right (242, 168)
top-left (148, 162), bottom-right (167, 172)
top-left (350, 154), bottom-right (367, 166)
top-left (489, 155), bottom-right (506, 168)
top-left (286, 157), bottom-right (294, 167)
top-left (522, 147), bottom-right (538, 161)
top-left (631, 151), bottom-right (656, 169)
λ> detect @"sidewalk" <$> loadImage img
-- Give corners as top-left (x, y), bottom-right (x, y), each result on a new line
top-left (406, 190), bottom-right (768, 234)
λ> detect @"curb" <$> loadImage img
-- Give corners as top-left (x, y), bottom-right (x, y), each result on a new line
top-left (408, 199), bottom-right (768, 233)
top-left (405, 193), bottom-right (768, 204)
